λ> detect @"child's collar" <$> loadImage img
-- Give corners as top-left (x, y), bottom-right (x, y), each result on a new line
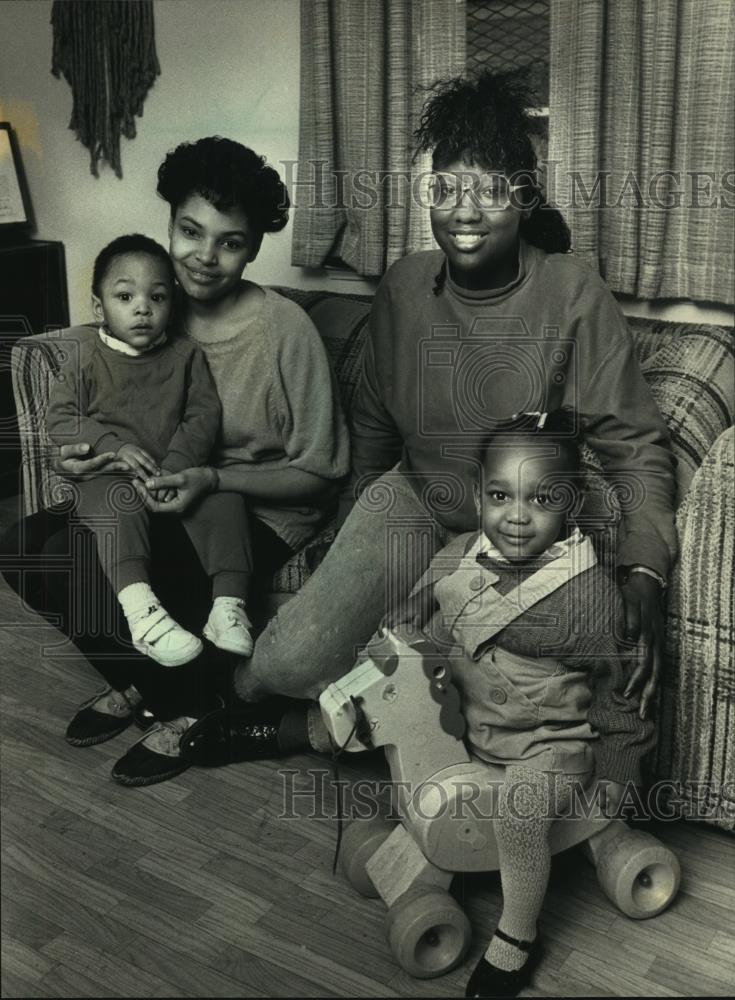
top-left (98, 325), bottom-right (167, 357)
top-left (478, 527), bottom-right (585, 565)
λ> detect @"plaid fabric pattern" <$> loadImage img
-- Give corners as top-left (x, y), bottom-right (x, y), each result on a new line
top-left (654, 428), bottom-right (734, 830)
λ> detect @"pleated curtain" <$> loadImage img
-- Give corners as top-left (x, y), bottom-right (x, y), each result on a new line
top-left (549, 0), bottom-right (734, 304)
top-left (291, 0), bottom-right (466, 276)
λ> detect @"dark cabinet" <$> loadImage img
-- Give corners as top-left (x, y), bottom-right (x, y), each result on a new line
top-left (0, 239), bottom-right (70, 497)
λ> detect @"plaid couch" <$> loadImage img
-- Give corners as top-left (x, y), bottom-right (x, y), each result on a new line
top-left (11, 288), bottom-right (734, 828)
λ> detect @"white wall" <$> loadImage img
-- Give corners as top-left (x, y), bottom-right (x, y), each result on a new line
top-left (0, 0), bottom-right (375, 325)
top-left (1, 0), bottom-right (731, 328)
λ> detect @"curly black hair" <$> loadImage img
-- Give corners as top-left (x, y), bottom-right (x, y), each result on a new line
top-left (92, 233), bottom-right (175, 296)
top-left (415, 71), bottom-right (571, 258)
top-left (157, 137), bottom-right (289, 235)
top-left (479, 408), bottom-right (583, 477)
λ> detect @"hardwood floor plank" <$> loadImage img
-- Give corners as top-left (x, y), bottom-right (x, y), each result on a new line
top-left (0, 968), bottom-right (45, 999)
top-left (1, 935), bottom-right (55, 984)
top-left (180, 781), bottom-right (283, 836)
top-left (608, 905), bottom-right (717, 955)
top-left (0, 773), bottom-right (57, 828)
top-left (256, 903), bottom-right (399, 984)
top-left (39, 932), bottom-right (180, 998)
top-left (675, 876), bottom-right (735, 915)
top-left (197, 906), bottom-right (390, 997)
top-left (81, 798), bottom-right (220, 869)
top-left (37, 962), bottom-right (124, 999)
top-left (106, 897), bottom-right (233, 966)
top-left (3, 841), bottom-right (125, 916)
top-left (39, 809), bottom-right (151, 867)
top-left (207, 821), bottom-right (311, 865)
top-left (0, 895), bottom-right (64, 953)
top-left (536, 911), bottom-right (655, 976)
top-left (134, 850), bottom-right (272, 922)
top-left (217, 950), bottom-right (342, 998)
top-left (2, 798), bottom-right (141, 876)
top-left (647, 950), bottom-right (735, 997)
top-left (203, 853), bottom-right (333, 922)
top-left (707, 930), bottom-right (735, 966)
top-left (1, 869), bottom-right (139, 955)
top-left (115, 932), bottom-right (259, 998)
top-left (558, 949), bottom-right (682, 997)
top-left (84, 854), bottom-right (214, 923)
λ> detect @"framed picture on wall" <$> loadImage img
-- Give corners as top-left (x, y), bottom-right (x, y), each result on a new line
top-left (0, 122), bottom-right (30, 227)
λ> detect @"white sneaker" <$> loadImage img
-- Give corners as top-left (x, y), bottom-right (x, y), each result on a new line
top-left (203, 597), bottom-right (253, 656)
top-left (119, 583), bottom-right (202, 667)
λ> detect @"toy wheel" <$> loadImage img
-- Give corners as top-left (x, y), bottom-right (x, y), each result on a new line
top-left (340, 817), bottom-right (396, 898)
top-left (594, 829), bottom-right (681, 919)
top-left (386, 887), bottom-right (471, 978)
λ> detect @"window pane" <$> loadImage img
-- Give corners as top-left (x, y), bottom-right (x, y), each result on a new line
top-left (466, 0), bottom-right (550, 106)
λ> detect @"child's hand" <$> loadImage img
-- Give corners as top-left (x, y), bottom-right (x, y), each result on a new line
top-left (116, 444), bottom-right (161, 482)
top-left (136, 467), bottom-right (218, 515)
top-left (53, 442), bottom-right (130, 477)
top-left (151, 470), bottom-right (178, 504)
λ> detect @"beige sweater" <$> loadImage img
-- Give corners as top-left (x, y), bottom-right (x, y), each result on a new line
top-left (185, 288), bottom-right (350, 549)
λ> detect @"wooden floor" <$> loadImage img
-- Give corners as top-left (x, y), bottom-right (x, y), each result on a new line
top-left (1, 494), bottom-right (734, 998)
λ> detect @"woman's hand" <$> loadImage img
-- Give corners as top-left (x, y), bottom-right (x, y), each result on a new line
top-left (148, 473), bottom-right (178, 505)
top-left (53, 442), bottom-right (130, 477)
top-left (620, 572), bottom-right (665, 720)
top-left (136, 466), bottom-right (218, 514)
top-left (116, 443), bottom-right (161, 482)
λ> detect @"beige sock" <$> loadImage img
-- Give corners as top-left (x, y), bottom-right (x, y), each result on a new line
top-left (485, 766), bottom-right (571, 971)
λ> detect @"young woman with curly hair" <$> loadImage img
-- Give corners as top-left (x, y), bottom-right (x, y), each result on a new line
top-left (0, 137), bottom-right (349, 785)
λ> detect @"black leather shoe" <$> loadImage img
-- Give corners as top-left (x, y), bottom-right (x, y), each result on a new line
top-left (180, 707), bottom-right (283, 766)
top-left (465, 929), bottom-right (542, 998)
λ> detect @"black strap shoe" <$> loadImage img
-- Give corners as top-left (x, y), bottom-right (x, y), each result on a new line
top-left (111, 717), bottom-right (192, 787)
top-left (180, 707), bottom-right (283, 766)
top-left (465, 928), bottom-right (542, 998)
top-left (66, 685), bottom-right (152, 747)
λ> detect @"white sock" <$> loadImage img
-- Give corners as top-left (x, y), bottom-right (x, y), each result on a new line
top-left (212, 595), bottom-right (250, 618)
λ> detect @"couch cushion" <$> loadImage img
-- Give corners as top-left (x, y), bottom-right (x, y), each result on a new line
top-left (271, 287), bottom-right (371, 415)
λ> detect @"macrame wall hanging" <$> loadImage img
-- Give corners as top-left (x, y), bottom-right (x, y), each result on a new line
top-left (51, 0), bottom-right (160, 178)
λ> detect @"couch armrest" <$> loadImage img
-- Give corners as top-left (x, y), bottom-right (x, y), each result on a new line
top-left (639, 324), bottom-right (734, 500)
top-left (11, 336), bottom-right (67, 517)
top-left (654, 427), bottom-right (735, 830)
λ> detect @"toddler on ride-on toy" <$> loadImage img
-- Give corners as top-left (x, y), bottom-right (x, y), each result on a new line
top-left (321, 409), bottom-right (676, 997)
